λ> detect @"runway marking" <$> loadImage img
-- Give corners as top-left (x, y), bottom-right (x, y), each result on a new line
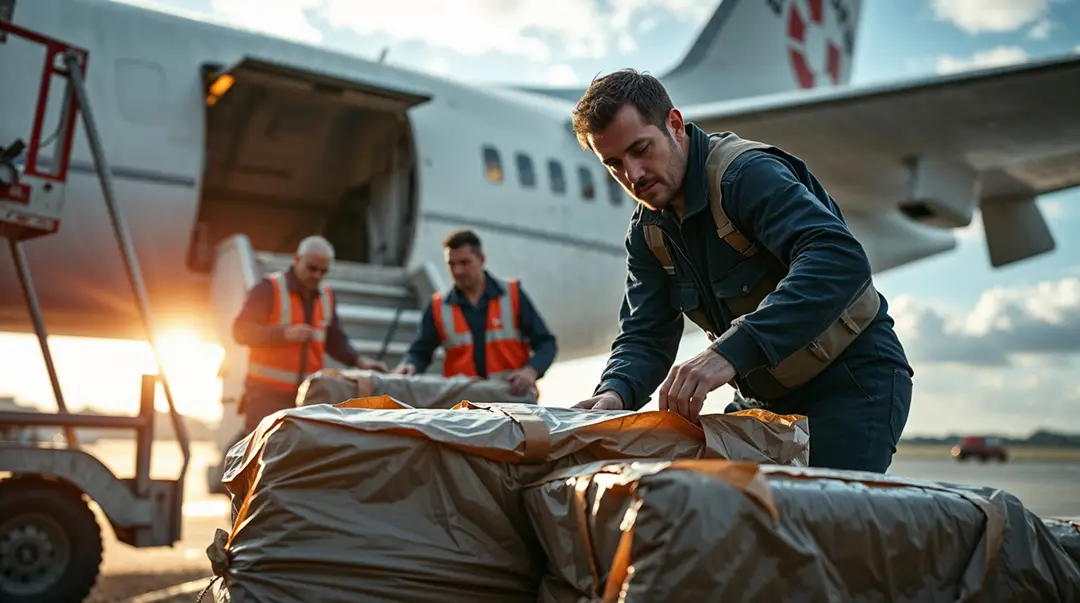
top-left (118, 577), bottom-right (214, 603)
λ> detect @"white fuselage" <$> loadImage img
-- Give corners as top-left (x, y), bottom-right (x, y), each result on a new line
top-left (0, 0), bottom-right (642, 361)
top-left (0, 0), bottom-right (920, 365)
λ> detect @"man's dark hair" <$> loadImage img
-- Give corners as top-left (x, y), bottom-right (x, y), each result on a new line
top-left (443, 229), bottom-right (482, 254)
top-left (571, 68), bottom-right (675, 151)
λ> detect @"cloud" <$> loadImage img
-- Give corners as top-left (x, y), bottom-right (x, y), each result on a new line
top-left (930, 0), bottom-right (1049, 34)
top-left (886, 276), bottom-right (1080, 435)
top-left (899, 356), bottom-right (1080, 436)
top-left (423, 57), bottom-right (454, 78)
top-left (936, 46), bottom-right (1029, 74)
top-left (890, 277), bottom-right (1080, 367)
top-left (1043, 200), bottom-right (1064, 220)
top-left (205, 0), bottom-right (714, 62)
top-left (1027, 17), bottom-right (1053, 39)
top-left (209, 0), bottom-right (323, 45)
top-left (545, 64), bottom-right (578, 86)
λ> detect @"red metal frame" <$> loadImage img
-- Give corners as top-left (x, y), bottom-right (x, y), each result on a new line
top-left (0, 19), bottom-right (88, 185)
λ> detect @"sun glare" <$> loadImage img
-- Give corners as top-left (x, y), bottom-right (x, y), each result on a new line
top-left (147, 328), bottom-right (225, 422)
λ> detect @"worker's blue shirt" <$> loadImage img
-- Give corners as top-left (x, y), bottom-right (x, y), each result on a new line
top-left (404, 272), bottom-right (558, 378)
top-left (595, 123), bottom-right (912, 411)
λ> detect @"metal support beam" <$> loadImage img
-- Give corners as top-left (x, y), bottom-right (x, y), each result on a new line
top-left (134, 374), bottom-right (156, 498)
top-left (7, 239), bottom-right (79, 448)
top-left (0, 411), bottom-right (148, 429)
top-left (63, 51), bottom-right (191, 482)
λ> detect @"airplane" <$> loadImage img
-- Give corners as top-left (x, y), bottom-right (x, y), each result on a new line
top-left (2, 0), bottom-right (1080, 454)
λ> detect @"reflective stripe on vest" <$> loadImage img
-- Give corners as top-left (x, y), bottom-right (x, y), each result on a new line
top-left (246, 271), bottom-right (334, 391)
top-left (432, 278), bottom-right (530, 378)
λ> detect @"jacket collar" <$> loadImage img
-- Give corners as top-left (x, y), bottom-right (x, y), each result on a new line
top-left (444, 270), bottom-right (503, 305)
top-left (284, 266), bottom-right (325, 298)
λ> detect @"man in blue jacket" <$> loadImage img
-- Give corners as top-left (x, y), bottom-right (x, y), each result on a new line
top-left (570, 69), bottom-right (913, 473)
top-left (395, 229), bottom-right (558, 396)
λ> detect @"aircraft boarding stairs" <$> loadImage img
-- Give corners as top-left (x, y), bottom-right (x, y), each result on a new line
top-left (209, 234), bottom-right (445, 459)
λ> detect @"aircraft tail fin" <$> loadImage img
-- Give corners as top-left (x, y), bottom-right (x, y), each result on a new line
top-left (662, 0), bottom-right (864, 105)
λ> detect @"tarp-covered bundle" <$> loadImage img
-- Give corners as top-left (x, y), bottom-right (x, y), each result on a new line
top-left (1044, 517), bottom-right (1080, 566)
top-left (524, 460), bottom-right (1080, 603)
top-left (211, 398), bottom-right (810, 603)
top-left (295, 368), bottom-right (539, 407)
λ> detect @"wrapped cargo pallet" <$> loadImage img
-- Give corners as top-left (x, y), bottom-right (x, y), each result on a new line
top-left (524, 460), bottom-right (1080, 603)
top-left (206, 398), bottom-right (809, 603)
top-left (295, 367), bottom-right (539, 408)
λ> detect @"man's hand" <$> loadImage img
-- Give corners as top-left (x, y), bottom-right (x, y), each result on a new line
top-left (659, 347), bottom-right (736, 423)
top-left (393, 363), bottom-right (417, 376)
top-left (356, 357), bottom-right (388, 372)
top-left (505, 366), bottom-right (539, 396)
top-left (571, 389), bottom-right (624, 411)
top-left (283, 324), bottom-right (314, 343)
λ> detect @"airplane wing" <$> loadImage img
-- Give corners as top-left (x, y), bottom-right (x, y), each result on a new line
top-left (680, 53), bottom-right (1080, 270)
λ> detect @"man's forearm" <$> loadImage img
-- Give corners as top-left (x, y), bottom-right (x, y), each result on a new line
top-left (325, 330), bottom-right (360, 367)
top-left (402, 349), bottom-right (432, 373)
top-left (526, 338), bottom-right (556, 377)
top-left (232, 280), bottom-right (286, 347)
top-left (233, 322), bottom-right (287, 347)
top-left (402, 304), bottom-right (439, 372)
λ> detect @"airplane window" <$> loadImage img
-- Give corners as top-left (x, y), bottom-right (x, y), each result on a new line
top-left (548, 160), bottom-right (566, 195)
top-left (606, 175), bottom-right (624, 206)
top-left (515, 153), bottom-right (536, 188)
top-left (578, 166), bottom-right (596, 201)
top-left (482, 146), bottom-right (503, 183)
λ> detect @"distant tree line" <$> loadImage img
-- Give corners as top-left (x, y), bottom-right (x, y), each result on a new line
top-left (903, 430), bottom-right (1080, 448)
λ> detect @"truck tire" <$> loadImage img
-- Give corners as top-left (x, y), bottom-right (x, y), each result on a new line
top-left (0, 477), bottom-right (103, 603)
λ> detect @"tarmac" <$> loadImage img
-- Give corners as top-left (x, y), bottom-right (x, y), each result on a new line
top-left (82, 438), bottom-right (1080, 602)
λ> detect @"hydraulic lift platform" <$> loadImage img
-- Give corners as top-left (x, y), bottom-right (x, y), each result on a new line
top-left (1, 2), bottom-right (191, 601)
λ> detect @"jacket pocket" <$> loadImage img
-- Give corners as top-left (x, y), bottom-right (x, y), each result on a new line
top-left (890, 368), bottom-right (913, 445)
top-left (710, 258), bottom-right (771, 317)
top-left (670, 282), bottom-right (712, 335)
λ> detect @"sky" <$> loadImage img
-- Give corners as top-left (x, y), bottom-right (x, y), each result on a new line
top-left (1, 0), bottom-right (1079, 438)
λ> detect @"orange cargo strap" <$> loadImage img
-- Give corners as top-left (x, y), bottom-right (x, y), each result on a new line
top-left (463, 402), bottom-right (552, 462)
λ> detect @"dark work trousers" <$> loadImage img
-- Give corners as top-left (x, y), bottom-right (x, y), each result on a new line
top-left (727, 356), bottom-right (913, 473)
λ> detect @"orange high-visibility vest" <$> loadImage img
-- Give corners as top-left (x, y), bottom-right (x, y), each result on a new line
top-left (246, 271), bottom-right (334, 392)
top-left (431, 278), bottom-right (530, 378)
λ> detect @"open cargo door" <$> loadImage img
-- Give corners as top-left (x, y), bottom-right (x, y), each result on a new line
top-left (192, 56), bottom-right (431, 270)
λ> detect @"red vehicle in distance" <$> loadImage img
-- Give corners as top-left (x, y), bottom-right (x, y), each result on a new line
top-left (951, 436), bottom-right (1009, 462)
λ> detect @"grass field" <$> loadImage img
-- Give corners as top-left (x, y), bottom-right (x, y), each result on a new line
top-left (896, 443), bottom-right (1080, 462)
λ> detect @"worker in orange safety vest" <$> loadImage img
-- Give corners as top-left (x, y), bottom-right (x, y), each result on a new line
top-left (233, 235), bottom-right (388, 433)
top-left (393, 229), bottom-right (557, 396)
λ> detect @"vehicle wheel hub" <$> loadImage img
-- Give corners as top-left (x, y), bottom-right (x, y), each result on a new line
top-left (0, 513), bottom-right (71, 594)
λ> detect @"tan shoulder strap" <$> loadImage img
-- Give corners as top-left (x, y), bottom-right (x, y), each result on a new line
top-left (643, 224), bottom-right (675, 275)
top-left (704, 132), bottom-right (776, 259)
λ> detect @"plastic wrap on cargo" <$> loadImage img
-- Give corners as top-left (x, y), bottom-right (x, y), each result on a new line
top-left (1042, 517), bottom-right (1080, 567)
top-left (208, 397), bottom-right (809, 603)
top-left (524, 460), bottom-right (1080, 603)
top-left (295, 367), bottom-right (538, 407)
